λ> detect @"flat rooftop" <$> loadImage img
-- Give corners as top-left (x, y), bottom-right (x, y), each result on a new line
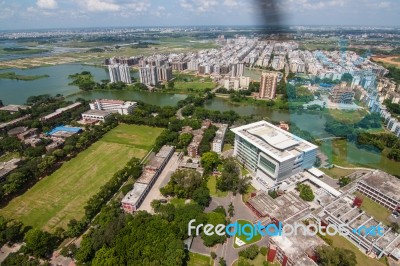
top-left (271, 227), bottom-right (326, 265)
top-left (156, 145), bottom-right (174, 158)
top-left (121, 183), bottom-right (148, 205)
top-left (231, 121), bottom-right (317, 162)
top-left (82, 110), bottom-right (114, 116)
top-left (0, 105), bottom-right (29, 112)
top-left (248, 191), bottom-right (310, 221)
top-left (358, 170), bottom-right (400, 202)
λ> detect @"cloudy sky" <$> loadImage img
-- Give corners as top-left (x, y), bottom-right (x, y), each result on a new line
top-left (0, 0), bottom-right (399, 30)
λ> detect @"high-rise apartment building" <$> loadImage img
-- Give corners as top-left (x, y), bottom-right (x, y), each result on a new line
top-left (139, 66), bottom-right (158, 86)
top-left (329, 83), bottom-right (355, 104)
top-left (108, 64), bottom-right (132, 84)
top-left (259, 72), bottom-right (278, 99)
top-left (156, 65), bottom-right (173, 82)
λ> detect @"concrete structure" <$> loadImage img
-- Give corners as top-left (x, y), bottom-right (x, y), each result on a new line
top-left (259, 72), bottom-right (278, 99)
top-left (329, 83), bottom-right (355, 104)
top-left (0, 105), bottom-right (29, 113)
top-left (231, 121), bottom-right (318, 189)
top-left (221, 76), bottom-right (250, 90)
top-left (89, 99), bottom-right (137, 115)
top-left (320, 194), bottom-right (400, 259)
top-left (108, 64), bottom-right (132, 84)
top-left (356, 170), bottom-right (400, 211)
top-left (0, 115), bottom-right (31, 131)
top-left (157, 65), bottom-right (173, 82)
top-left (40, 102), bottom-right (82, 121)
top-left (0, 158), bottom-right (22, 182)
top-left (81, 110), bottom-right (113, 122)
top-left (139, 65), bottom-right (158, 86)
top-left (212, 124), bottom-right (228, 153)
top-left (121, 145), bottom-right (174, 213)
top-left (247, 191), bottom-right (310, 221)
top-left (267, 227), bottom-right (326, 266)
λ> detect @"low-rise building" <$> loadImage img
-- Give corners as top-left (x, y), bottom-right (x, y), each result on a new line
top-left (212, 124), bottom-right (228, 153)
top-left (0, 115), bottom-right (31, 131)
top-left (121, 145), bottom-right (174, 213)
top-left (40, 102), bottom-right (82, 121)
top-left (0, 104), bottom-right (30, 114)
top-left (89, 99), bottom-right (137, 115)
top-left (356, 170), bottom-right (400, 211)
top-left (81, 110), bottom-right (114, 122)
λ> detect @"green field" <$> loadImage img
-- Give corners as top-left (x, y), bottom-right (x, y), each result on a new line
top-left (0, 152), bottom-right (19, 162)
top-left (0, 124), bottom-right (162, 231)
top-left (233, 219), bottom-right (262, 248)
top-left (320, 167), bottom-right (356, 179)
top-left (187, 252), bottom-right (211, 266)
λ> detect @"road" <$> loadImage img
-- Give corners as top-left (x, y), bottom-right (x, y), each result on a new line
top-left (138, 152), bottom-right (181, 213)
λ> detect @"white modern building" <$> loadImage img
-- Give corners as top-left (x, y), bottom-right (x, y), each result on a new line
top-left (81, 110), bottom-right (113, 122)
top-left (89, 99), bottom-right (137, 115)
top-left (108, 64), bottom-right (132, 84)
top-left (231, 121), bottom-right (318, 190)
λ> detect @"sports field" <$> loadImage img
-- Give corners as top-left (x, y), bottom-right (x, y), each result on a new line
top-left (0, 124), bottom-right (162, 232)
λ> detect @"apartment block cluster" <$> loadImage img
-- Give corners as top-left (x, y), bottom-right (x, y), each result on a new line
top-left (80, 99), bottom-right (136, 123)
top-left (121, 145), bottom-right (174, 213)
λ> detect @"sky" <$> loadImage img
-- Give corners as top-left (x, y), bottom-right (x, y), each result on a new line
top-left (0, 0), bottom-right (399, 30)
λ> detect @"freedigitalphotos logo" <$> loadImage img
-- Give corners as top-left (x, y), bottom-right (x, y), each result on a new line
top-left (188, 219), bottom-right (384, 241)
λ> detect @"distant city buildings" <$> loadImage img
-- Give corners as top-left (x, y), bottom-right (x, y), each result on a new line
top-left (259, 72), bottom-right (278, 99)
top-left (108, 64), bottom-right (132, 84)
top-left (89, 99), bottom-right (137, 115)
top-left (231, 121), bottom-right (318, 190)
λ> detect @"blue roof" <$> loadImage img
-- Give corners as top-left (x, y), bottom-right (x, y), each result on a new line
top-left (319, 83), bottom-right (333, 87)
top-left (48, 126), bottom-right (82, 135)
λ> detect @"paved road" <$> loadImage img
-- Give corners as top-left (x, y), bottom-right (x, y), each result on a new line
top-left (0, 243), bottom-right (22, 264)
top-left (138, 152), bottom-right (181, 213)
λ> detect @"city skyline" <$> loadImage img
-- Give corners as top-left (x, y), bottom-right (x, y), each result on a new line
top-left (0, 0), bottom-right (399, 30)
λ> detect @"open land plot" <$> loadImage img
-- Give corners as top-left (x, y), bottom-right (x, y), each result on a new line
top-left (0, 124), bottom-right (162, 231)
top-left (233, 219), bottom-right (262, 248)
top-left (187, 252), bottom-right (212, 266)
top-left (372, 56), bottom-right (400, 68)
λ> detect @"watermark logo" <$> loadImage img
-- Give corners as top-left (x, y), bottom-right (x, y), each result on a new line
top-left (188, 219), bottom-right (384, 241)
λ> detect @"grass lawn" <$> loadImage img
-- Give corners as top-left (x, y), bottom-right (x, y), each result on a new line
top-left (222, 143), bottom-right (233, 152)
top-left (233, 219), bottom-right (262, 248)
top-left (0, 152), bottom-right (19, 162)
top-left (187, 252), bottom-right (211, 266)
top-left (170, 198), bottom-right (187, 206)
top-left (242, 185), bottom-right (256, 203)
top-left (355, 192), bottom-right (392, 225)
top-left (327, 109), bottom-right (368, 124)
top-left (326, 234), bottom-right (386, 266)
top-left (207, 175), bottom-right (228, 197)
top-left (0, 124), bottom-right (162, 232)
top-left (233, 254), bottom-right (266, 266)
top-left (100, 124), bottom-right (164, 150)
top-left (319, 167), bottom-right (356, 179)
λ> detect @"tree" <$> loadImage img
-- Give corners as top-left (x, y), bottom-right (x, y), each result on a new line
top-left (260, 246), bottom-right (268, 256)
top-left (339, 177), bottom-right (351, 187)
top-left (219, 257), bottom-right (227, 266)
top-left (210, 252), bottom-right (217, 259)
top-left (201, 151), bottom-right (220, 172)
top-left (178, 133), bottom-right (193, 149)
top-left (237, 257), bottom-right (252, 266)
top-left (202, 211), bottom-right (227, 247)
top-left (2, 252), bottom-right (40, 266)
top-left (228, 203), bottom-right (235, 217)
top-left (0, 216), bottom-right (24, 246)
top-left (316, 246), bottom-right (357, 266)
top-left (24, 228), bottom-right (57, 258)
top-left (341, 73), bottom-right (353, 83)
top-left (297, 183), bottom-right (315, 202)
top-left (160, 169), bottom-right (203, 199)
top-left (238, 244), bottom-right (259, 260)
top-left (192, 187), bottom-right (211, 207)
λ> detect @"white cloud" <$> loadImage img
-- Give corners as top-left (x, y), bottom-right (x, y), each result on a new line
top-left (180, 0), bottom-right (217, 12)
top-left (36, 0), bottom-right (57, 9)
top-left (223, 0), bottom-right (239, 7)
top-left (82, 0), bottom-right (120, 12)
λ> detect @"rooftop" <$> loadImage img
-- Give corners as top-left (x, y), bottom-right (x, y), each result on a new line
top-left (248, 191), bottom-right (310, 221)
top-left (121, 183), bottom-right (148, 205)
top-left (231, 121), bottom-right (317, 162)
top-left (359, 170), bottom-right (400, 202)
top-left (0, 105), bottom-right (29, 112)
top-left (82, 110), bottom-right (114, 116)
